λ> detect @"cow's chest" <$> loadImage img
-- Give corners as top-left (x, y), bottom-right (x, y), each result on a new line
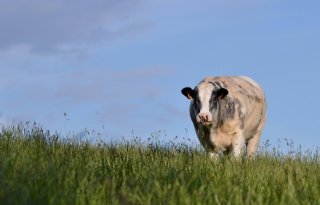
top-left (198, 122), bottom-right (239, 152)
top-left (209, 131), bottom-right (233, 151)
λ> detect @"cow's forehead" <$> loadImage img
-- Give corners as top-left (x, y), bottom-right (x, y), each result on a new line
top-left (196, 82), bottom-right (215, 100)
top-left (197, 82), bottom-right (215, 92)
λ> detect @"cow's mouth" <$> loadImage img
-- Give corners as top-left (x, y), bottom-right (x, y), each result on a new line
top-left (200, 121), bottom-right (212, 126)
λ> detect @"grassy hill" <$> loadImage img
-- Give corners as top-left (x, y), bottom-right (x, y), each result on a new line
top-left (0, 124), bottom-right (319, 205)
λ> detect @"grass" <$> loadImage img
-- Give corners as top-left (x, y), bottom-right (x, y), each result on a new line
top-left (0, 124), bottom-right (320, 205)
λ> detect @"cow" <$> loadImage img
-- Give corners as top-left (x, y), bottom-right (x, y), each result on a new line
top-left (181, 76), bottom-right (266, 158)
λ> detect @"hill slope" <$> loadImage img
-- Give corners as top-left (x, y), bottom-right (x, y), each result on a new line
top-left (0, 125), bottom-right (319, 205)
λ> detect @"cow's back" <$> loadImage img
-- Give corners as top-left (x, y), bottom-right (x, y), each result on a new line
top-left (204, 76), bottom-right (267, 139)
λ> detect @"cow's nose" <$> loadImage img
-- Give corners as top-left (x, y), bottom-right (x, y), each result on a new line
top-left (199, 113), bottom-right (209, 122)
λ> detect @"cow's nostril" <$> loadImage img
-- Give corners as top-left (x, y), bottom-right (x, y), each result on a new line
top-left (199, 114), bottom-right (208, 122)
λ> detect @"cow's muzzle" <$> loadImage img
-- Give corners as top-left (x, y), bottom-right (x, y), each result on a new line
top-left (197, 113), bottom-right (213, 125)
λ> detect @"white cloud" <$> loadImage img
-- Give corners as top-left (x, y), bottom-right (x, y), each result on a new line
top-left (0, 0), bottom-right (149, 54)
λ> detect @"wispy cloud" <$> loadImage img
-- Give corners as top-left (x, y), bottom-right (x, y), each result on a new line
top-left (0, 66), bottom-right (174, 105)
top-left (0, 0), bottom-right (150, 55)
top-left (0, 66), bottom-right (179, 128)
top-left (54, 66), bottom-right (173, 103)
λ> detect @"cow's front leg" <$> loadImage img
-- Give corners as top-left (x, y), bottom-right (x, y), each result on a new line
top-left (232, 131), bottom-right (245, 158)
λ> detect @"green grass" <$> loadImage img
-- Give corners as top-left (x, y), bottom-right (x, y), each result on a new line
top-left (0, 124), bottom-right (320, 205)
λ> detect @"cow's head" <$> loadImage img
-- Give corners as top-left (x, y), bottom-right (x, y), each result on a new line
top-left (181, 82), bottom-right (228, 126)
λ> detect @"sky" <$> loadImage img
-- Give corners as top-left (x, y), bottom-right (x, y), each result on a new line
top-left (1, 0), bottom-right (320, 151)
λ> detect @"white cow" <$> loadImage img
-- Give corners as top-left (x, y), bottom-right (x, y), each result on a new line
top-left (181, 76), bottom-right (267, 158)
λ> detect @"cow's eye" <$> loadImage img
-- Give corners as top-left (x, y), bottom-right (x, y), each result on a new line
top-left (210, 96), bottom-right (217, 102)
top-left (193, 100), bottom-right (201, 113)
top-left (194, 98), bottom-right (201, 107)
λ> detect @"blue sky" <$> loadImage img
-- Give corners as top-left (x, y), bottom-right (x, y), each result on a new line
top-left (1, 0), bottom-right (320, 151)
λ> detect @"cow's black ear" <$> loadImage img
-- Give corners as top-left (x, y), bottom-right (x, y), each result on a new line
top-left (216, 88), bottom-right (228, 99)
top-left (181, 87), bottom-right (195, 100)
